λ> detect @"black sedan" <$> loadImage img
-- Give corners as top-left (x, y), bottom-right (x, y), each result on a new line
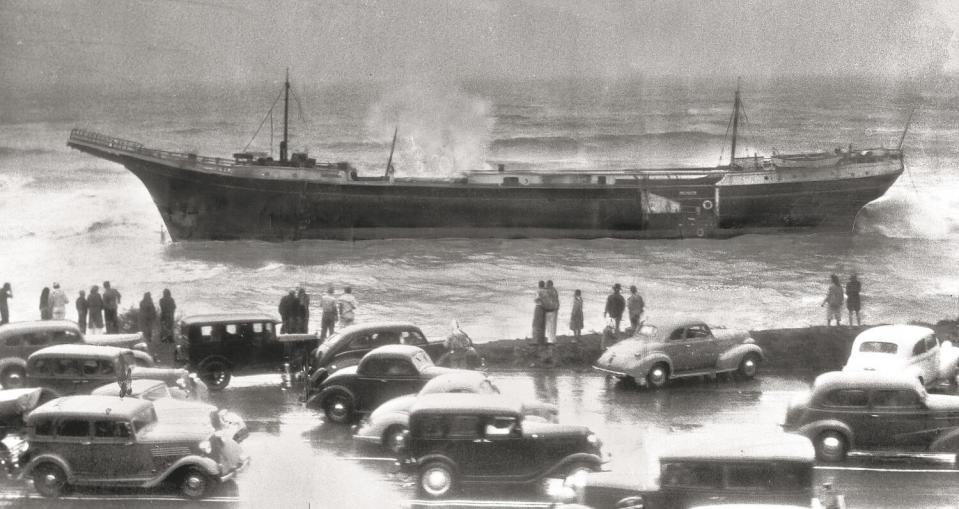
top-left (305, 344), bottom-right (458, 424)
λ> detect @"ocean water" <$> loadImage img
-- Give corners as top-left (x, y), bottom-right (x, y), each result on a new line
top-left (1, 76), bottom-right (958, 341)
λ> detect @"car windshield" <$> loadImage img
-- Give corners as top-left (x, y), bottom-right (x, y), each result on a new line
top-left (132, 407), bottom-right (158, 435)
top-left (859, 341), bottom-right (898, 354)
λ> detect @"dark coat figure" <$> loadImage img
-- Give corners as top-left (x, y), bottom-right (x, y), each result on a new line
top-left (159, 289), bottom-right (176, 343)
top-left (569, 290), bottom-right (584, 338)
top-left (102, 281), bottom-right (121, 334)
top-left (86, 286), bottom-right (104, 332)
top-left (0, 283), bottom-right (11, 325)
top-left (531, 281), bottom-right (547, 345)
top-left (296, 288), bottom-right (310, 333)
top-left (39, 287), bottom-right (51, 320)
top-left (76, 290), bottom-right (88, 333)
top-left (604, 284), bottom-right (626, 332)
top-left (279, 290), bottom-right (296, 334)
top-left (846, 274), bottom-right (862, 326)
top-left (139, 292), bottom-right (158, 342)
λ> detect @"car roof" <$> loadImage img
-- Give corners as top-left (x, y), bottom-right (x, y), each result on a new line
top-left (660, 433), bottom-right (814, 463)
top-left (852, 325), bottom-right (935, 347)
top-left (180, 313), bottom-right (277, 326)
top-left (636, 319), bottom-right (709, 336)
top-left (364, 344), bottom-right (427, 358)
top-left (335, 322), bottom-right (423, 336)
top-left (91, 379), bottom-right (165, 397)
top-left (420, 371), bottom-right (489, 393)
top-left (813, 370), bottom-right (924, 392)
top-left (28, 343), bottom-right (133, 359)
top-left (411, 393), bottom-right (523, 415)
top-left (0, 320), bottom-right (81, 338)
top-left (27, 395), bottom-right (152, 421)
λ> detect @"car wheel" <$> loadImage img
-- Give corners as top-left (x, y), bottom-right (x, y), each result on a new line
top-left (179, 467), bottom-right (211, 499)
top-left (383, 425), bottom-right (408, 454)
top-left (737, 353), bottom-right (760, 380)
top-left (815, 431), bottom-right (848, 462)
top-left (200, 360), bottom-right (232, 391)
top-left (0, 366), bottom-right (25, 389)
top-left (418, 461), bottom-right (455, 498)
top-left (647, 363), bottom-right (669, 389)
top-left (323, 392), bottom-right (355, 424)
top-left (32, 463), bottom-right (67, 498)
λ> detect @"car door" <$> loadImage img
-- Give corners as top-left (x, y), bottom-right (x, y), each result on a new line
top-left (220, 323), bottom-right (255, 368)
top-left (684, 324), bottom-right (721, 370)
top-left (867, 389), bottom-right (929, 450)
top-left (467, 415), bottom-right (534, 480)
top-left (90, 419), bottom-right (152, 479)
top-left (663, 327), bottom-right (701, 373)
top-left (354, 358), bottom-right (423, 412)
top-left (331, 333), bottom-right (372, 370)
top-left (53, 418), bottom-right (94, 478)
top-left (816, 388), bottom-right (872, 446)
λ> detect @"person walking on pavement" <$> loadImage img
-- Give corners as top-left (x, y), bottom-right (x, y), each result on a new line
top-left (337, 286), bottom-right (357, 328)
top-left (39, 287), bottom-right (51, 320)
top-left (544, 280), bottom-right (559, 365)
top-left (296, 287), bottom-right (310, 333)
top-left (139, 292), bottom-right (158, 343)
top-left (604, 283), bottom-right (626, 335)
top-left (627, 285), bottom-right (645, 334)
top-left (0, 283), bottom-right (11, 324)
top-left (102, 281), bottom-right (121, 333)
top-left (86, 286), bottom-right (104, 334)
top-left (821, 274), bottom-right (844, 326)
top-left (159, 289), bottom-right (176, 343)
top-left (846, 273), bottom-right (862, 326)
top-left (76, 289), bottom-right (88, 333)
top-left (279, 290), bottom-right (296, 334)
top-left (49, 283), bottom-right (69, 320)
top-left (319, 286), bottom-right (338, 340)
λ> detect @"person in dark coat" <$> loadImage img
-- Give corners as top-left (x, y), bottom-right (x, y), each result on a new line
top-left (279, 290), bottom-right (296, 334)
top-left (39, 287), bottom-right (51, 320)
top-left (76, 289), bottom-right (88, 333)
top-left (0, 283), bottom-right (11, 325)
top-left (604, 283), bottom-right (626, 334)
top-left (159, 289), bottom-right (176, 343)
top-left (531, 281), bottom-right (547, 365)
top-left (846, 273), bottom-right (862, 326)
top-left (86, 286), bottom-right (104, 334)
top-left (296, 287), bottom-right (310, 333)
top-left (102, 281), bottom-right (121, 334)
top-left (139, 292), bottom-right (158, 343)
top-left (569, 289), bottom-right (584, 341)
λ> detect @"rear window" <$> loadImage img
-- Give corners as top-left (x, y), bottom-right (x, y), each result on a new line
top-left (33, 419), bottom-right (54, 436)
top-left (661, 462), bottom-right (723, 489)
top-left (824, 389), bottom-right (868, 407)
top-left (872, 389), bottom-right (922, 408)
top-left (859, 341), bottom-right (897, 354)
top-left (57, 419), bottom-right (90, 437)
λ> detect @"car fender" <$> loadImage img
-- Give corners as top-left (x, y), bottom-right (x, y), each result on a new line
top-left (415, 453), bottom-right (459, 474)
top-left (0, 357), bottom-right (26, 375)
top-left (929, 428), bottom-right (959, 453)
top-left (19, 453), bottom-right (74, 481)
top-left (309, 367), bottom-right (330, 387)
top-left (540, 453), bottom-right (603, 479)
top-left (716, 343), bottom-right (764, 371)
top-left (198, 355), bottom-right (233, 370)
top-left (795, 420), bottom-right (855, 448)
top-left (148, 455), bottom-right (221, 488)
top-left (629, 354), bottom-right (672, 380)
top-left (309, 384), bottom-right (356, 410)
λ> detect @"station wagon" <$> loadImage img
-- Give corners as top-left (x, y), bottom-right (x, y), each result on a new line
top-left (20, 395), bottom-right (247, 499)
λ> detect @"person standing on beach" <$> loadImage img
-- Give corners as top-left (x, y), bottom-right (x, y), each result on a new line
top-left (159, 289), bottom-right (176, 343)
top-left (337, 287), bottom-right (357, 328)
top-left (0, 283), bottom-right (11, 324)
top-left (319, 286), bottom-right (338, 340)
top-left (279, 290), bottom-right (296, 334)
top-left (531, 281), bottom-right (547, 362)
top-left (604, 284), bottom-right (626, 334)
top-left (846, 274), bottom-right (862, 326)
top-left (296, 287), bottom-right (310, 333)
top-left (821, 274), bottom-right (844, 326)
top-left (627, 285), bottom-right (645, 334)
top-left (543, 280), bottom-right (559, 365)
top-left (569, 289), bottom-right (584, 341)
top-left (102, 281), bottom-right (121, 333)
top-left (76, 289), bottom-right (87, 333)
top-left (39, 287), bottom-right (51, 320)
top-left (49, 283), bottom-right (69, 320)
top-left (139, 292), bottom-right (158, 343)
top-left (86, 286), bottom-right (104, 334)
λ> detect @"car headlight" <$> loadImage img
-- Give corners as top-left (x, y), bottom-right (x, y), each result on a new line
top-left (198, 439), bottom-right (212, 454)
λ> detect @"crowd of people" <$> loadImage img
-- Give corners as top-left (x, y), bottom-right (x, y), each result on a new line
top-left (278, 285), bottom-right (357, 339)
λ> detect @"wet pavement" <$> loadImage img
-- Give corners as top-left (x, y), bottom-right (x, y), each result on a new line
top-left (3, 369), bottom-right (959, 508)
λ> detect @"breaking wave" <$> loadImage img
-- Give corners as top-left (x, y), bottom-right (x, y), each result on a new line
top-left (855, 190), bottom-right (959, 239)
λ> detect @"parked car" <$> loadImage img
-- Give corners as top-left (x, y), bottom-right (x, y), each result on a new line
top-left (24, 344), bottom-right (201, 400)
top-left (91, 379), bottom-right (248, 443)
top-left (0, 320), bottom-right (148, 389)
top-left (593, 320), bottom-right (764, 388)
top-left (0, 388), bottom-right (43, 478)
top-left (19, 395), bottom-right (248, 499)
top-left (397, 393), bottom-right (606, 499)
top-left (308, 322), bottom-right (482, 384)
top-left (843, 324), bottom-right (959, 388)
top-left (305, 345), bottom-right (459, 424)
top-left (557, 433), bottom-right (817, 509)
top-left (175, 313), bottom-right (319, 390)
top-left (782, 371), bottom-right (959, 462)
top-left (353, 370), bottom-right (558, 452)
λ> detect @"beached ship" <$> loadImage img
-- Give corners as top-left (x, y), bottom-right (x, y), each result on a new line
top-left (67, 78), bottom-right (904, 241)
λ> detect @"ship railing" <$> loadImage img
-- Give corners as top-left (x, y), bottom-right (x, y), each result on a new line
top-left (69, 128), bottom-right (235, 167)
top-left (69, 128), bottom-right (144, 152)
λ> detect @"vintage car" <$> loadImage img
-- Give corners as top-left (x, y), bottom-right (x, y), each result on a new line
top-left (557, 433), bottom-right (817, 509)
top-left (782, 371), bottom-right (959, 462)
top-left (308, 322), bottom-right (482, 384)
top-left (305, 344), bottom-right (460, 424)
top-left (19, 395), bottom-right (248, 499)
top-left (92, 379), bottom-right (248, 443)
top-left (397, 393), bottom-right (606, 499)
top-left (0, 320), bottom-right (148, 389)
top-left (842, 324), bottom-right (959, 388)
top-left (0, 388), bottom-right (43, 478)
top-left (593, 320), bottom-right (764, 388)
top-left (352, 370), bottom-right (558, 452)
top-left (24, 344), bottom-right (204, 400)
top-left (175, 313), bottom-right (319, 390)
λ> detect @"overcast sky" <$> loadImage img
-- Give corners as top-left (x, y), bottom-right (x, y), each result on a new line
top-left (1, 0), bottom-right (958, 92)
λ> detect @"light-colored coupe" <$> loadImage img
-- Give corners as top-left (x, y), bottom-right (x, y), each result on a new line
top-left (842, 324), bottom-right (959, 388)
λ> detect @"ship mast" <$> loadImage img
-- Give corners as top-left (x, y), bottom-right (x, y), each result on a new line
top-left (729, 78), bottom-right (741, 167)
top-left (280, 68), bottom-right (290, 164)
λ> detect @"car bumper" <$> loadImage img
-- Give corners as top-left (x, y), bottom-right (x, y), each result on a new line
top-left (592, 365), bottom-right (627, 377)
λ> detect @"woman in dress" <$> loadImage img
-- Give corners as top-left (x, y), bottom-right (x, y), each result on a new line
top-left (569, 289), bottom-right (584, 341)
